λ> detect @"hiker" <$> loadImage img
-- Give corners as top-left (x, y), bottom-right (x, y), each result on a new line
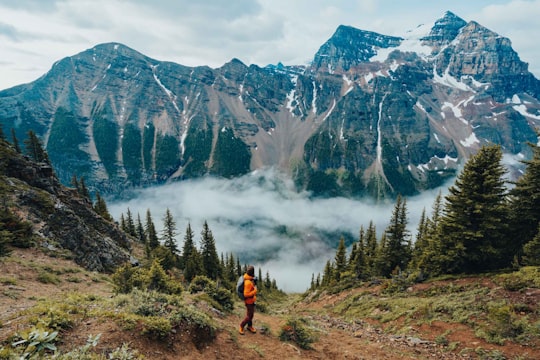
top-left (239, 265), bottom-right (258, 335)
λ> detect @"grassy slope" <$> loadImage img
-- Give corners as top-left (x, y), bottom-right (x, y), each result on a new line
top-left (0, 247), bottom-right (539, 359)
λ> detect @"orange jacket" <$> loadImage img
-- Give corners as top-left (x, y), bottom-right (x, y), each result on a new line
top-left (243, 273), bottom-right (257, 304)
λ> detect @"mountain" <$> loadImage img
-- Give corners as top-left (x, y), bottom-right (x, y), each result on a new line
top-left (0, 135), bottom-right (134, 272)
top-left (1, 11), bottom-right (539, 200)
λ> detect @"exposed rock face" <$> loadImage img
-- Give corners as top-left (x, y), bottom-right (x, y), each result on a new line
top-left (0, 139), bottom-right (133, 272)
top-left (1, 11), bottom-right (539, 200)
top-left (310, 25), bottom-right (403, 73)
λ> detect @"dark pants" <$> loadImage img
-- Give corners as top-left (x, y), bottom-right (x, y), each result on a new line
top-left (240, 303), bottom-right (255, 328)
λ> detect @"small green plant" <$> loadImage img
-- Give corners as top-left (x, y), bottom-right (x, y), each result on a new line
top-left (188, 275), bottom-right (213, 293)
top-left (12, 327), bottom-right (58, 359)
top-left (0, 277), bottom-right (17, 285)
top-left (278, 317), bottom-right (317, 350)
top-left (140, 316), bottom-right (172, 340)
top-left (37, 271), bottom-right (61, 285)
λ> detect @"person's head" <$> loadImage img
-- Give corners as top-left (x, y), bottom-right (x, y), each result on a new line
top-left (247, 265), bottom-right (255, 276)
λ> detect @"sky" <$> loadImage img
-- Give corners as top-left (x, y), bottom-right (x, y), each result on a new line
top-left (1, 0), bottom-right (540, 90)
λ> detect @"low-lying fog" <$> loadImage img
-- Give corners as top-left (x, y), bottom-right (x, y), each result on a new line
top-left (108, 168), bottom-right (450, 292)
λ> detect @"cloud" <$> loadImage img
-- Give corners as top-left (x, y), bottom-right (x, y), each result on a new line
top-left (108, 168), bottom-right (446, 292)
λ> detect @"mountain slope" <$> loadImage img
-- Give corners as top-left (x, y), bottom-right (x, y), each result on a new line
top-left (1, 11), bottom-right (539, 200)
top-left (1, 247), bottom-right (537, 359)
top-left (0, 136), bottom-right (134, 272)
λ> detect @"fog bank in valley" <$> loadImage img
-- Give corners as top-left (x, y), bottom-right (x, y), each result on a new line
top-left (108, 168), bottom-right (450, 292)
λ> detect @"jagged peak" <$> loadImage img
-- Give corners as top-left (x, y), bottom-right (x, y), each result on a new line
top-left (420, 11), bottom-right (467, 45)
top-left (220, 57), bottom-right (248, 69)
top-left (438, 11), bottom-right (467, 25)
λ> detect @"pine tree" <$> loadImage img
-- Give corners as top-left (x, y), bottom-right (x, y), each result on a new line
top-left (508, 139), bottom-right (540, 261)
top-left (79, 177), bottom-right (91, 201)
top-left (321, 260), bottom-right (334, 286)
top-left (161, 208), bottom-right (178, 256)
top-left (377, 195), bottom-right (411, 277)
top-left (225, 252), bottom-right (236, 282)
top-left (145, 209), bottom-right (160, 250)
top-left (136, 213), bottom-right (146, 244)
top-left (70, 174), bottom-right (79, 191)
top-left (24, 130), bottom-right (50, 164)
top-left (334, 237), bottom-right (347, 282)
top-left (373, 232), bottom-right (389, 277)
top-left (159, 208), bottom-right (179, 269)
top-left (350, 226), bottom-right (368, 280)
top-left (125, 208), bottom-right (136, 237)
top-left (200, 221), bottom-right (221, 280)
top-left (364, 220), bottom-right (378, 275)
top-left (264, 270), bottom-right (272, 289)
top-left (0, 230), bottom-right (12, 257)
top-left (522, 224), bottom-right (540, 266)
top-left (11, 128), bottom-right (21, 153)
top-left (93, 191), bottom-right (113, 221)
top-left (0, 123), bottom-right (4, 141)
top-left (410, 192), bottom-right (445, 275)
top-left (182, 222), bottom-right (202, 282)
top-left (435, 145), bottom-right (509, 274)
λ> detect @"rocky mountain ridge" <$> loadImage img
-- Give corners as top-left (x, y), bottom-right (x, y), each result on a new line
top-left (1, 11), bottom-right (539, 200)
top-left (0, 136), bottom-right (134, 272)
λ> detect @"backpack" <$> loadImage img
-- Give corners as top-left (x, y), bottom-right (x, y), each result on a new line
top-left (236, 275), bottom-right (245, 300)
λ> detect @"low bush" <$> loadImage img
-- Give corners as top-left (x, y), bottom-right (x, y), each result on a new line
top-left (278, 317), bottom-right (317, 350)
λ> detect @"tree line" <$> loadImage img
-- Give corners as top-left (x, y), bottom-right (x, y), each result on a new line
top-left (117, 207), bottom-right (281, 293)
top-left (313, 142), bottom-right (540, 291)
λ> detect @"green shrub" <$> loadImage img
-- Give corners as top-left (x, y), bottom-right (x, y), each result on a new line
top-left (37, 271), bottom-right (61, 285)
top-left (140, 316), bottom-right (172, 340)
top-left (206, 286), bottom-right (234, 312)
top-left (494, 267), bottom-right (540, 291)
top-left (278, 317), bottom-right (317, 350)
top-left (112, 261), bottom-right (183, 295)
top-left (189, 275), bottom-right (214, 293)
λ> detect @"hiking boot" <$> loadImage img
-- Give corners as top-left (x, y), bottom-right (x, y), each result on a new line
top-left (247, 326), bottom-right (257, 333)
top-left (239, 326), bottom-right (245, 335)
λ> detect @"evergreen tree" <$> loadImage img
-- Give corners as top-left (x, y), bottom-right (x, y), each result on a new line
top-left (136, 213), bottom-right (146, 244)
top-left (11, 128), bottom-right (21, 153)
top-left (364, 220), bottom-right (378, 275)
top-left (435, 145), bottom-right (509, 274)
top-left (125, 208), bottom-right (136, 236)
top-left (79, 177), bottom-right (91, 201)
top-left (182, 222), bottom-right (202, 282)
top-left (159, 208), bottom-right (179, 269)
top-left (508, 139), bottom-right (540, 261)
top-left (161, 208), bottom-right (178, 256)
top-left (410, 192), bottom-right (444, 275)
top-left (199, 221), bottom-right (221, 280)
top-left (321, 260), bottom-right (334, 286)
top-left (70, 174), bottom-right (79, 192)
top-left (410, 208), bottom-right (428, 270)
top-left (377, 195), bottom-right (411, 276)
top-left (145, 209), bottom-right (160, 250)
top-left (24, 130), bottom-right (50, 164)
top-left (0, 230), bottom-right (12, 257)
top-left (225, 252), bottom-right (236, 282)
top-left (334, 237), bottom-right (347, 282)
top-left (236, 258), bottom-right (242, 277)
top-left (93, 191), bottom-right (113, 221)
top-left (0, 123), bottom-right (4, 141)
top-left (264, 270), bottom-right (272, 289)
top-left (350, 226), bottom-right (368, 280)
top-left (373, 232), bottom-right (389, 277)
top-left (522, 224), bottom-right (540, 266)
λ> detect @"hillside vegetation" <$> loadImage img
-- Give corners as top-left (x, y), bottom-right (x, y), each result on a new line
top-left (0, 126), bottom-right (539, 359)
